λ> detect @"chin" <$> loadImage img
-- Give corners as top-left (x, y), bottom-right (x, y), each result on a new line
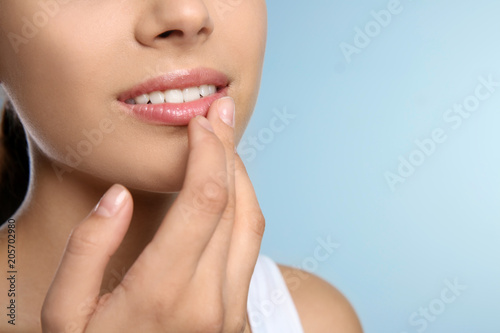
top-left (126, 171), bottom-right (186, 194)
top-left (49, 149), bottom-right (189, 195)
top-left (103, 161), bottom-right (188, 194)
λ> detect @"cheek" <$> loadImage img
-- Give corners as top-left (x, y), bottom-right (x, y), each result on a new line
top-left (1, 15), bottom-right (189, 190)
top-left (4, 38), bottom-right (109, 169)
top-left (0, 1), bottom-right (267, 191)
top-left (1, 4), bottom-right (119, 137)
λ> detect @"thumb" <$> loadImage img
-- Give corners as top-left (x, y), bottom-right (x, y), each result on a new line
top-left (41, 184), bottom-right (133, 332)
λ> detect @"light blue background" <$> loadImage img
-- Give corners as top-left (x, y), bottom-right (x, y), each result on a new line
top-left (1, 1), bottom-right (497, 331)
top-left (240, 0), bottom-right (500, 332)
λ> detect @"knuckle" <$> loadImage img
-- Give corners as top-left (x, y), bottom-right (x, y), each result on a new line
top-left (189, 177), bottom-right (229, 216)
top-left (193, 134), bottom-right (224, 159)
top-left (66, 224), bottom-right (101, 256)
top-left (250, 212), bottom-right (266, 238)
top-left (201, 134), bottom-right (223, 151)
top-left (218, 193), bottom-right (236, 222)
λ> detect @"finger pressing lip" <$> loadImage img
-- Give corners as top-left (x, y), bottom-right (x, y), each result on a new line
top-left (207, 96), bottom-right (236, 201)
top-left (207, 96), bottom-right (236, 186)
top-left (208, 96), bottom-right (235, 144)
top-left (143, 115), bottom-right (228, 276)
top-left (197, 96), bottom-right (237, 275)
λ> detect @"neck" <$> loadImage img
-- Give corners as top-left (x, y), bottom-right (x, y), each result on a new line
top-left (11, 147), bottom-right (179, 300)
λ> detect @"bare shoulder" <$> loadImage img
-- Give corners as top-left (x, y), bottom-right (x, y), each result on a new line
top-left (278, 265), bottom-right (363, 333)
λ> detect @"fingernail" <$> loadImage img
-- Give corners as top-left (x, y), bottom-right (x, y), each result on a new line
top-left (94, 184), bottom-right (127, 217)
top-left (217, 97), bottom-right (235, 128)
top-left (196, 115), bottom-right (214, 132)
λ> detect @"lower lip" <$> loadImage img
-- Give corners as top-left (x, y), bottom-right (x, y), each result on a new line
top-left (119, 87), bottom-right (229, 125)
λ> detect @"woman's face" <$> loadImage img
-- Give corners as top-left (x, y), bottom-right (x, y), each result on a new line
top-left (0, 0), bottom-right (267, 191)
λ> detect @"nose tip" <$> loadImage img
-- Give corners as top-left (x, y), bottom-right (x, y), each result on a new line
top-left (135, 1), bottom-right (214, 47)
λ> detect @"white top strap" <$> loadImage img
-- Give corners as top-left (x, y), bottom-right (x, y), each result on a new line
top-left (247, 255), bottom-right (305, 333)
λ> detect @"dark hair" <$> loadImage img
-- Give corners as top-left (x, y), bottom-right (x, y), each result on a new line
top-left (0, 100), bottom-right (29, 224)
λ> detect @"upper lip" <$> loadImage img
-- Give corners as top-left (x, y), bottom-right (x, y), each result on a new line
top-left (118, 67), bottom-right (229, 102)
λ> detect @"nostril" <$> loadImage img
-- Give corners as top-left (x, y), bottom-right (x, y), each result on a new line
top-left (158, 30), bottom-right (183, 39)
top-left (158, 30), bottom-right (173, 38)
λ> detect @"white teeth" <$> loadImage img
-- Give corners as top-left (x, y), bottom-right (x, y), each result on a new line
top-left (199, 85), bottom-right (211, 97)
top-left (135, 94), bottom-right (149, 105)
top-left (132, 84), bottom-right (217, 105)
top-left (183, 87), bottom-right (201, 103)
top-left (149, 91), bottom-right (165, 104)
top-left (164, 89), bottom-right (184, 103)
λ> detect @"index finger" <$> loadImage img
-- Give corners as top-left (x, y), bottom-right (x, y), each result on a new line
top-left (133, 114), bottom-right (229, 277)
top-left (196, 97), bottom-right (237, 275)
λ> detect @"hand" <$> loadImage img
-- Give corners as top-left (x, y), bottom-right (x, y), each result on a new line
top-left (41, 97), bottom-right (265, 333)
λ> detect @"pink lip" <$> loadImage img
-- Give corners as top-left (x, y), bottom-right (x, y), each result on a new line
top-left (117, 67), bottom-right (229, 126)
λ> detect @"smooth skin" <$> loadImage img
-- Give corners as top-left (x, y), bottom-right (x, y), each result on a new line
top-left (42, 98), bottom-right (264, 332)
top-left (0, 0), bottom-right (363, 332)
